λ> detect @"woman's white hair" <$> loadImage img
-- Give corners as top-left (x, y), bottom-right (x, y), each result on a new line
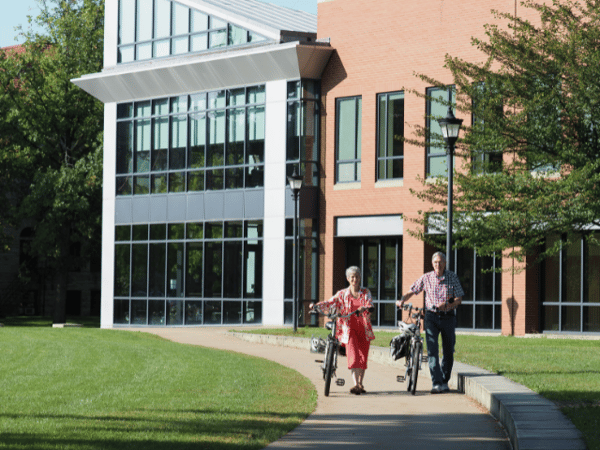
top-left (346, 266), bottom-right (361, 278)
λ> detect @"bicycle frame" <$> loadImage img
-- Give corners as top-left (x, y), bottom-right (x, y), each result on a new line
top-left (311, 305), bottom-right (363, 396)
top-left (396, 303), bottom-right (426, 395)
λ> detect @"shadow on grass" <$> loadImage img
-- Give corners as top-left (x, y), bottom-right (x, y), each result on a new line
top-left (1, 316), bottom-right (100, 328)
top-left (0, 412), bottom-right (509, 450)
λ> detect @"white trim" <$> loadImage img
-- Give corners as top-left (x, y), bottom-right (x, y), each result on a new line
top-left (336, 215), bottom-right (403, 237)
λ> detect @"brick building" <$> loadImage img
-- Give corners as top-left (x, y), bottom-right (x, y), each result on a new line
top-left (73, 0), bottom-right (599, 334)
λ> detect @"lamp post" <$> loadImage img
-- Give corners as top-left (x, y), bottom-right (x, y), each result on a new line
top-left (287, 168), bottom-right (303, 332)
top-left (437, 106), bottom-right (463, 272)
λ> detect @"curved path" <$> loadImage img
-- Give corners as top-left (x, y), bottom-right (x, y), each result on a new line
top-left (140, 327), bottom-right (509, 449)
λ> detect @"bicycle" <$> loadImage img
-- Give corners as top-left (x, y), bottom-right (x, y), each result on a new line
top-left (310, 305), bottom-right (365, 396)
top-left (391, 303), bottom-right (427, 395)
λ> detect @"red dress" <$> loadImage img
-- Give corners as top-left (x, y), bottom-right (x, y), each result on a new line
top-left (346, 296), bottom-right (370, 370)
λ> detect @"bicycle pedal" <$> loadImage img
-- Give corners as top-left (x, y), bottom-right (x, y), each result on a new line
top-left (315, 359), bottom-right (323, 363)
top-left (335, 379), bottom-right (345, 386)
top-left (421, 355), bottom-right (428, 362)
top-left (397, 375), bottom-right (405, 382)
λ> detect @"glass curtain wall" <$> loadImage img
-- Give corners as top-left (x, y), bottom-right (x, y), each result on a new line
top-left (118, 0), bottom-right (267, 63)
top-left (542, 233), bottom-right (600, 332)
top-left (345, 238), bottom-right (402, 327)
top-left (116, 85), bottom-right (265, 195)
top-left (114, 220), bottom-right (263, 326)
top-left (284, 80), bottom-right (320, 324)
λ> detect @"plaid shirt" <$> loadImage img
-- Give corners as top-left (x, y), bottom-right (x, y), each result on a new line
top-left (410, 270), bottom-right (465, 311)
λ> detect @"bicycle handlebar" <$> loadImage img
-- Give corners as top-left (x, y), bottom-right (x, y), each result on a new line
top-left (311, 304), bottom-right (374, 319)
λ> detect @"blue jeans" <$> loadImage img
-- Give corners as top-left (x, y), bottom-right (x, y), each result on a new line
top-left (424, 311), bottom-right (456, 386)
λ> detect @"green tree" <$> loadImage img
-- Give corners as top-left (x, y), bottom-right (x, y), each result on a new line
top-left (408, 0), bottom-right (600, 264)
top-left (0, 0), bottom-right (104, 322)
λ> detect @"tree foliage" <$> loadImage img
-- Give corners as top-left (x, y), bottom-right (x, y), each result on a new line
top-left (408, 0), bottom-right (600, 263)
top-left (0, 0), bottom-right (104, 321)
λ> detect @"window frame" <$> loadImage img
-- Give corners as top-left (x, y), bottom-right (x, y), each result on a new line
top-left (335, 96), bottom-right (362, 183)
top-left (376, 91), bottom-right (404, 181)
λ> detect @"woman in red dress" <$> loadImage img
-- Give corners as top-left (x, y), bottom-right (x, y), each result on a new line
top-left (311, 266), bottom-right (375, 395)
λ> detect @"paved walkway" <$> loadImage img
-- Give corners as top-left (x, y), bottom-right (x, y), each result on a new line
top-left (141, 327), bottom-right (510, 449)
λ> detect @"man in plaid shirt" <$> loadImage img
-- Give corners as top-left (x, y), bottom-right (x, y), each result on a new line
top-left (396, 251), bottom-right (464, 394)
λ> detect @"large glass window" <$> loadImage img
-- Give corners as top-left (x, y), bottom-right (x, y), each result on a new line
top-left (453, 248), bottom-right (502, 330)
top-left (542, 233), bottom-right (600, 332)
top-left (116, 86), bottom-right (265, 195)
top-left (377, 92), bottom-right (404, 180)
top-left (345, 238), bottom-right (402, 327)
top-left (113, 220), bottom-right (263, 326)
top-left (286, 80), bottom-right (320, 187)
top-left (336, 96), bottom-right (362, 183)
top-left (426, 87), bottom-right (455, 177)
top-left (118, 0), bottom-right (268, 63)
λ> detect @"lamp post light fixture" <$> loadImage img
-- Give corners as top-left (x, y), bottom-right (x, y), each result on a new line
top-left (287, 168), bottom-right (303, 333)
top-left (437, 106), bottom-right (463, 272)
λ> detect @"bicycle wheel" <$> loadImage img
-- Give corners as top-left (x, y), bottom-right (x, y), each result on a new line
top-left (410, 341), bottom-right (422, 395)
top-left (324, 340), bottom-right (336, 397)
top-left (405, 352), bottom-right (413, 392)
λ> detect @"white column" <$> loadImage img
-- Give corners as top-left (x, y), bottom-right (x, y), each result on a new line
top-left (261, 79), bottom-right (287, 326)
top-left (101, 104), bottom-right (117, 329)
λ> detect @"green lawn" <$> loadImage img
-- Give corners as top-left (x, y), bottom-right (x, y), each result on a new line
top-left (238, 326), bottom-right (600, 450)
top-left (0, 321), bottom-right (316, 450)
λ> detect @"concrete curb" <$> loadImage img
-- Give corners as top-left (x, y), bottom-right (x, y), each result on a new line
top-left (228, 332), bottom-right (586, 450)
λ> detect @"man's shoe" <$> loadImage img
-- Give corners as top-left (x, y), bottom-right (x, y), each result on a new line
top-left (430, 384), bottom-right (442, 394)
top-left (441, 383), bottom-right (450, 393)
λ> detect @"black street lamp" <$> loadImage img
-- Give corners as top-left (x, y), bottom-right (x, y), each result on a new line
top-left (287, 168), bottom-right (303, 332)
top-left (437, 106), bottom-right (463, 272)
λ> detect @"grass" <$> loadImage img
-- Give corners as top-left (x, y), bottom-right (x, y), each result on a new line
top-left (0, 320), bottom-right (316, 450)
top-left (236, 326), bottom-right (600, 450)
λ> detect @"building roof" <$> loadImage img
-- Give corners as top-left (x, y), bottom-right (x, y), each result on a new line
top-left (187, 0), bottom-right (317, 34)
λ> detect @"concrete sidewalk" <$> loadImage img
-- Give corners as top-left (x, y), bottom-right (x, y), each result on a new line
top-left (141, 327), bottom-right (511, 449)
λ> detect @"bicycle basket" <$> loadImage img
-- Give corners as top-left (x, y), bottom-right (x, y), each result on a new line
top-left (390, 334), bottom-right (409, 360)
top-left (310, 336), bottom-right (326, 353)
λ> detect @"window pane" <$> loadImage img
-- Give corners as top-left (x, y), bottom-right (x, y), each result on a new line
top-left (224, 242), bottom-right (242, 298)
top-left (287, 102), bottom-right (300, 161)
top-left (117, 122), bottom-right (133, 174)
top-left (189, 113), bottom-right (206, 168)
top-left (228, 24), bottom-right (247, 46)
top-left (168, 223), bottom-right (185, 240)
top-left (245, 165), bottom-right (263, 188)
top-left (207, 110), bottom-right (225, 166)
top-left (428, 155), bottom-right (447, 177)
top-left (150, 224), bottom-right (166, 240)
top-left (151, 174), bottom-right (167, 193)
top-left (116, 225), bottom-right (131, 242)
top-left (337, 163), bottom-right (356, 183)
top-left (389, 93), bottom-right (404, 157)
top-left (186, 242), bottom-right (203, 297)
top-left (210, 16), bottom-right (226, 28)
top-left (544, 235), bottom-right (561, 303)
top-left (172, 36), bottom-right (188, 54)
top-left (186, 301), bottom-right (203, 325)
top-left (131, 300), bottom-right (147, 325)
top-left (114, 300), bottom-right (130, 324)
top-left (135, 119), bottom-right (151, 172)
top-left (167, 300), bottom-right (184, 325)
top-left (188, 170), bottom-right (204, 191)
top-left (208, 90), bottom-right (226, 109)
top-left (247, 106), bottom-right (264, 164)
top-left (170, 115), bottom-right (187, 170)
top-left (247, 85), bottom-right (265, 104)
top-left (149, 243), bottom-right (166, 297)
top-left (131, 243), bottom-right (148, 297)
top-left (191, 33), bottom-right (208, 51)
top-left (117, 176), bottom-right (132, 195)
top-left (152, 117), bottom-right (168, 171)
top-left (206, 222), bottom-right (223, 239)
top-left (153, 39), bottom-right (170, 57)
top-left (206, 168), bottom-right (224, 190)
top-left (381, 240), bottom-right (397, 300)
top-left (114, 244), bottom-right (130, 296)
top-left (172, 2), bottom-right (189, 35)
top-left (583, 306), bottom-right (600, 332)
top-left (205, 301), bottom-right (222, 324)
top-left (244, 301), bottom-right (261, 323)
top-left (245, 242), bottom-right (262, 298)
top-left (154, 0), bottom-right (171, 39)
top-left (210, 30), bottom-right (227, 48)
top-left (186, 223), bottom-right (203, 239)
top-left (561, 306), bottom-right (580, 331)
top-left (586, 236), bottom-right (600, 303)
top-left (225, 168), bottom-right (243, 189)
top-left (136, 0), bottom-right (153, 41)
top-left (119, 0), bottom-right (136, 45)
top-left (475, 254), bottom-right (495, 301)
top-left (148, 300), bottom-right (165, 325)
top-left (365, 241), bottom-right (378, 294)
top-left (337, 98), bottom-right (358, 160)
top-left (457, 304), bottom-right (473, 328)
top-left (119, 46), bottom-right (135, 63)
top-left (205, 242), bottom-right (222, 297)
top-left (564, 236), bottom-right (582, 303)
top-left (137, 43), bottom-right (152, 60)
top-left (543, 305), bottom-right (559, 331)
top-left (191, 10), bottom-right (208, 32)
top-left (227, 108), bottom-right (245, 165)
top-left (475, 304), bottom-right (493, 329)
top-left (167, 242), bottom-right (184, 297)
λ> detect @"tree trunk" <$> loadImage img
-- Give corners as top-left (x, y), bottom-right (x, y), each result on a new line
top-left (52, 235), bottom-right (70, 324)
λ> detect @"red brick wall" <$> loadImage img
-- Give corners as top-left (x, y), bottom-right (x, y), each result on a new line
top-left (317, 0), bottom-right (544, 335)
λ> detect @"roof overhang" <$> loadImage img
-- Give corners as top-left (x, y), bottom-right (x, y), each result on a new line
top-left (71, 41), bottom-right (333, 103)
